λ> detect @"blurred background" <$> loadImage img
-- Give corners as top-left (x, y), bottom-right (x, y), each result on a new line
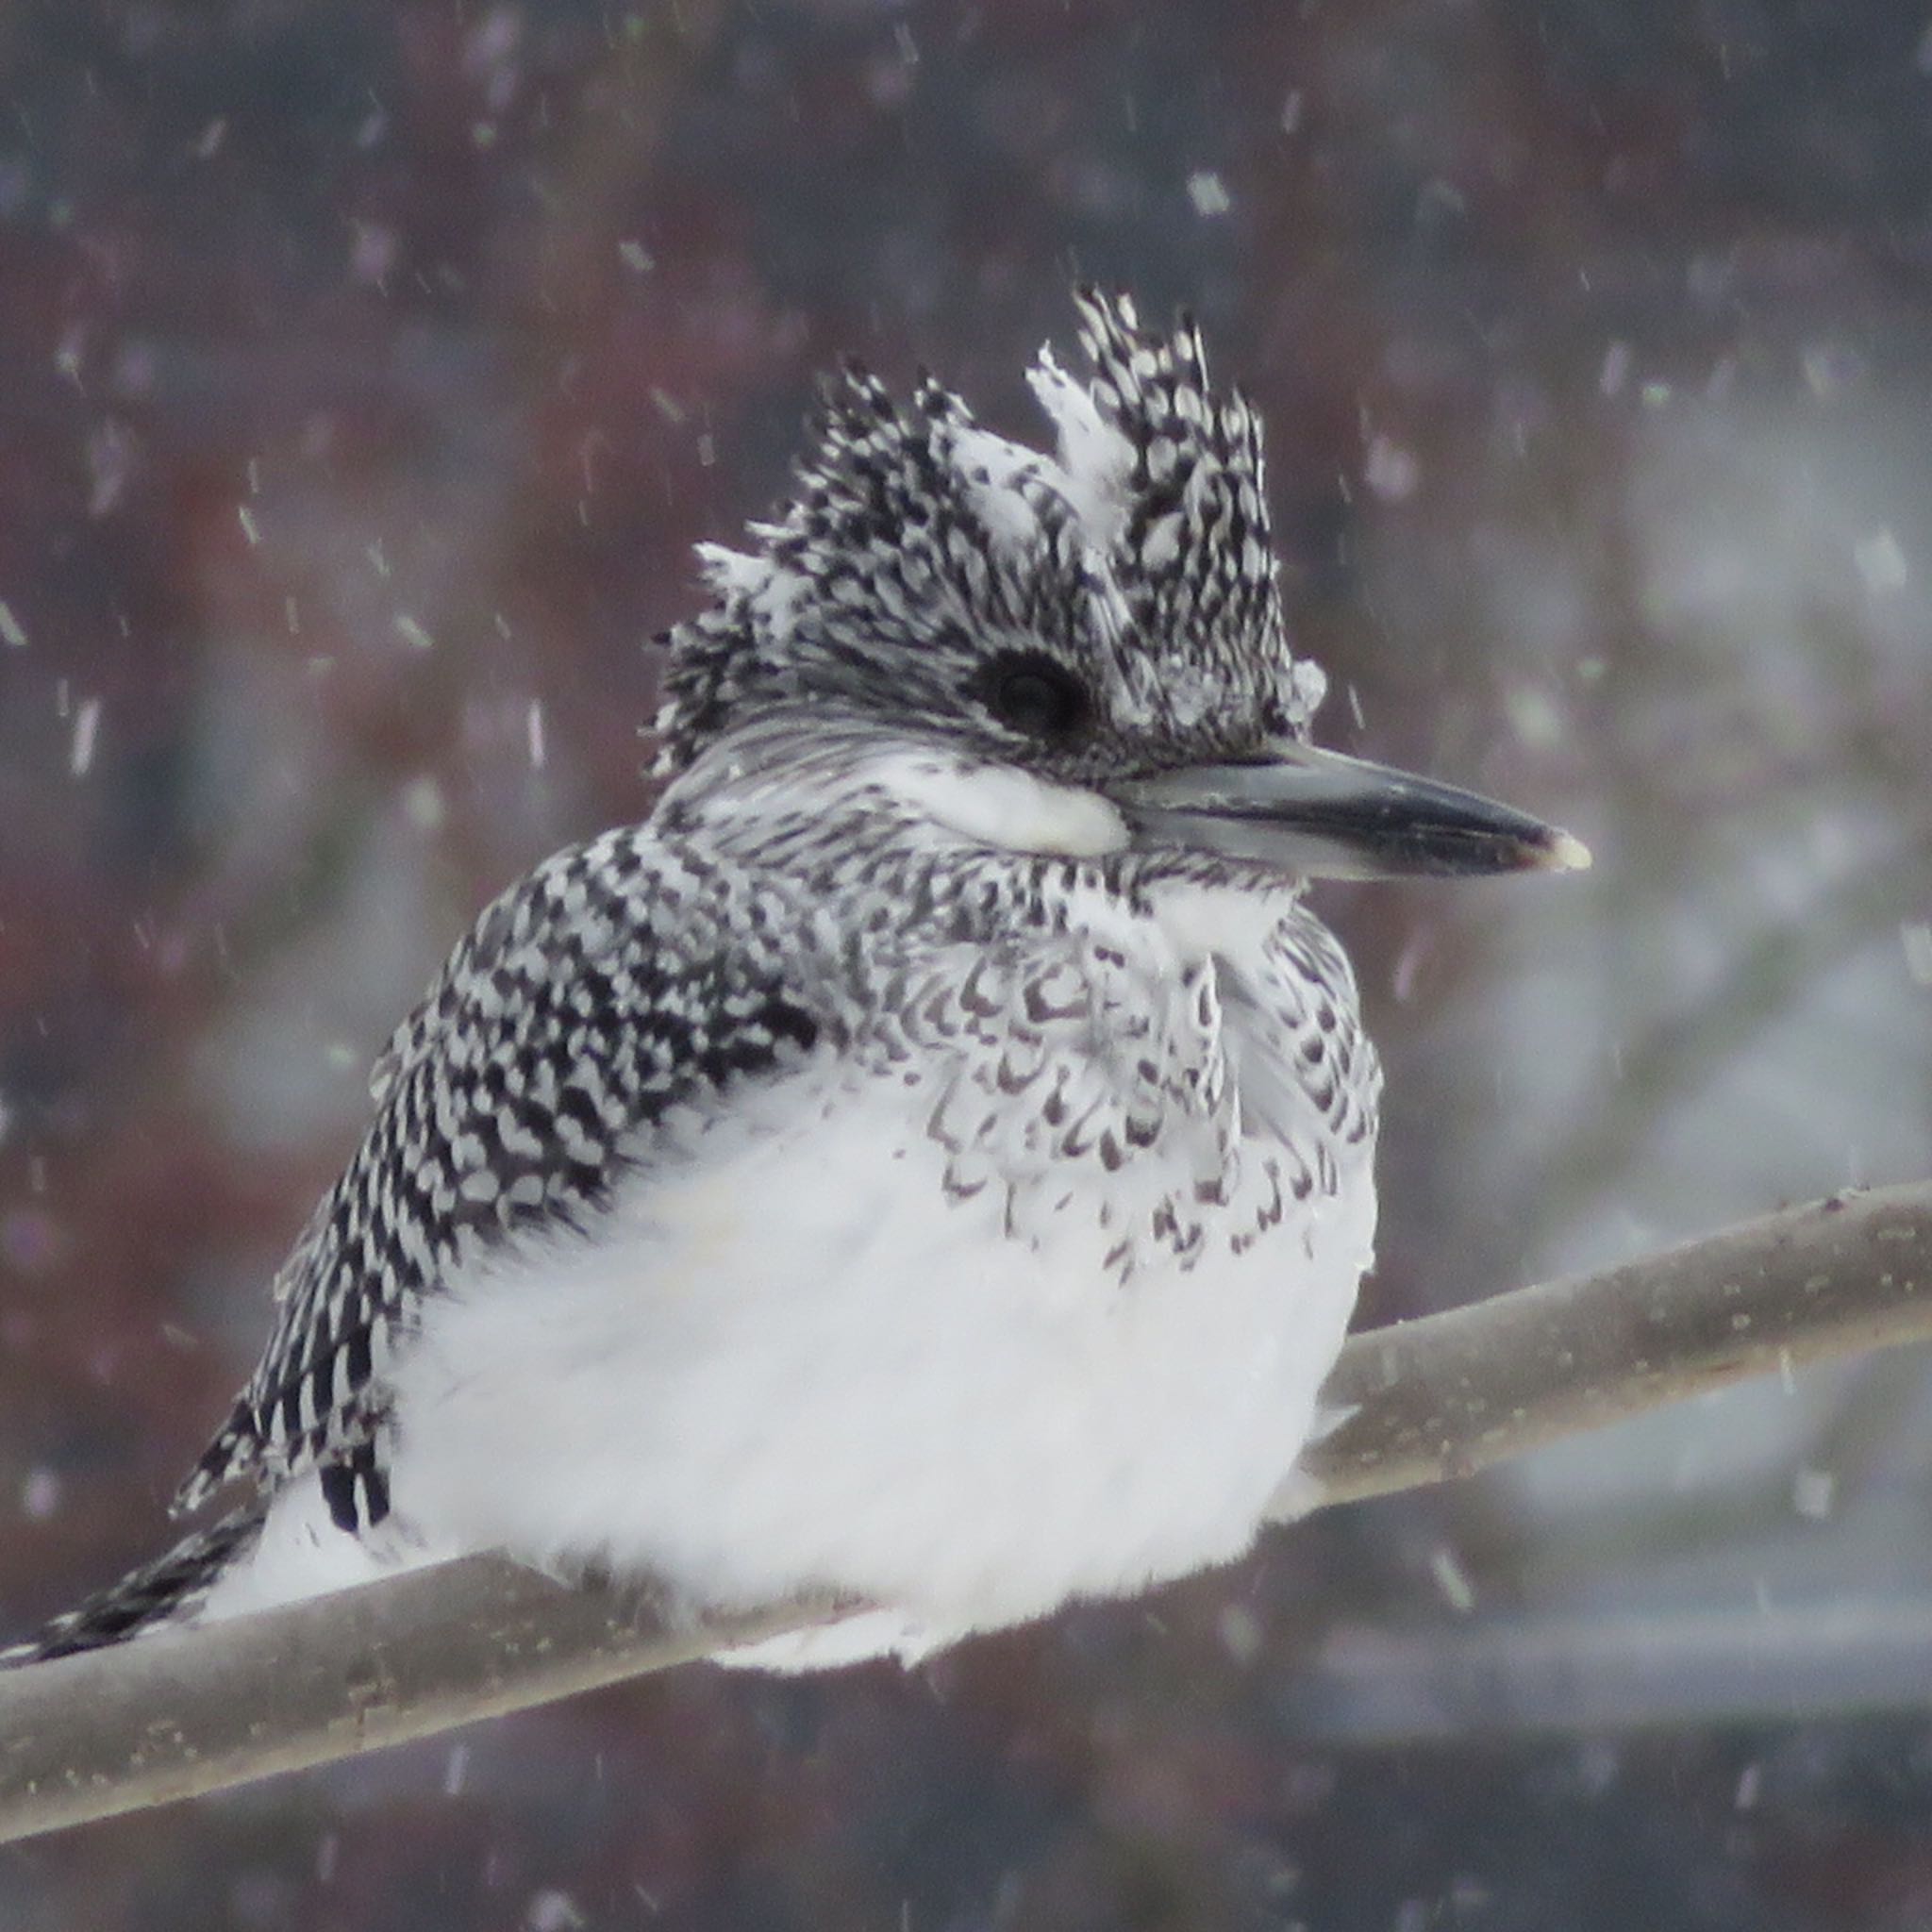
top-left (1, 1), bottom-right (1929, 1926)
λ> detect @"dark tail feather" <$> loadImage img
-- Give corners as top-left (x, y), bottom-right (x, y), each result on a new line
top-left (1, 1500), bottom-right (268, 1665)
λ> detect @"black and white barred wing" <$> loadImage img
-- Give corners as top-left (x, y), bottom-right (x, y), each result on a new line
top-left (176, 824), bottom-right (824, 1524)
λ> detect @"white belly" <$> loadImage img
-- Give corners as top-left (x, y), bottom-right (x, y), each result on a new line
top-left (338, 1069), bottom-right (1378, 1665)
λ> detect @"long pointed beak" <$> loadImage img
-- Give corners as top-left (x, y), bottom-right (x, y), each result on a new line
top-left (1111, 741), bottom-right (1591, 881)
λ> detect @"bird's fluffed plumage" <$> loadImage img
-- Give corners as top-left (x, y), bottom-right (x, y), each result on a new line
top-left (8, 291), bottom-right (1385, 1669)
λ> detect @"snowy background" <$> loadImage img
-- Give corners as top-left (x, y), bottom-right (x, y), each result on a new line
top-left (2, 2), bottom-right (1930, 1927)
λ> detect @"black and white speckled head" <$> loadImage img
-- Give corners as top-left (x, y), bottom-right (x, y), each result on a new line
top-left (655, 290), bottom-right (1325, 789)
top-left (656, 290), bottom-right (1588, 885)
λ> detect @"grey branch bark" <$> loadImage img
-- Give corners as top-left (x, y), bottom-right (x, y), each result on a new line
top-left (1286, 1178), bottom-right (1932, 1512)
top-left (2, 1181), bottom-right (1927, 1845)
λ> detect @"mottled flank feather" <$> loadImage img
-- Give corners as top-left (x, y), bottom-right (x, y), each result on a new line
top-left (176, 824), bottom-right (825, 1519)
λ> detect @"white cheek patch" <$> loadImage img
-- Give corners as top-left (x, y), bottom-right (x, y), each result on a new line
top-left (875, 755), bottom-right (1129, 858)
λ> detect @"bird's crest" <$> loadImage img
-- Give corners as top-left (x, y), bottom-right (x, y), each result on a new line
top-left (654, 290), bottom-right (1325, 772)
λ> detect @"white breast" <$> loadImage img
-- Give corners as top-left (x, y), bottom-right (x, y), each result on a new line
top-left (369, 1084), bottom-right (1371, 1665)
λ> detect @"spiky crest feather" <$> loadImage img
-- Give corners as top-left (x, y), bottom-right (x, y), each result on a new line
top-left (653, 291), bottom-right (1325, 775)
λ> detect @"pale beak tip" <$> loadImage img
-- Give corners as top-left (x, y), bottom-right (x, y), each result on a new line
top-left (1543, 829), bottom-right (1593, 874)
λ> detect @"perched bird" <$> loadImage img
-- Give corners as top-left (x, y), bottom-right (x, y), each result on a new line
top-left (8, 291), bottom-right (1584, 1671)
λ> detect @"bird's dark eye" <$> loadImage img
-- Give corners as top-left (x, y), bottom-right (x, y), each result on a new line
top-left (983, 653), bottom-right (1090, 741)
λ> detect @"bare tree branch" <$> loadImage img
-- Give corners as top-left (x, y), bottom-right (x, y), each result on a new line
top-left (1291, 1179), bottom-right (1932, 1511)
top-left (0, 1569), bottom-right (847, 1848)
top-left (1, 1181), bottom-right (1926, 1845)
